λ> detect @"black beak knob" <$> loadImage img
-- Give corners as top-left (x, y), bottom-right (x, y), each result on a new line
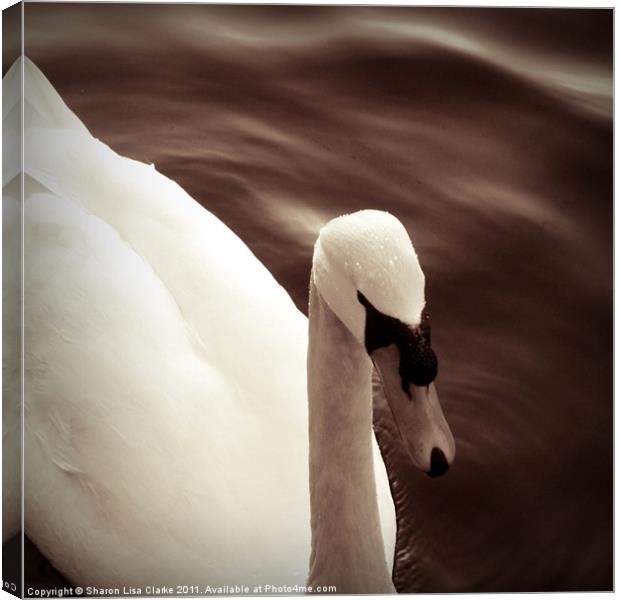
top-left (427, 447), bottom-right (450, 478)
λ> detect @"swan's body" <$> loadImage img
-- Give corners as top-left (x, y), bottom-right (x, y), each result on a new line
top-left (3, 58), bottom-right (454, 592)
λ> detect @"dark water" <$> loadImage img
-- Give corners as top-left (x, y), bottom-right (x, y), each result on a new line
top-left (6, 4), bottom-right (613, 592)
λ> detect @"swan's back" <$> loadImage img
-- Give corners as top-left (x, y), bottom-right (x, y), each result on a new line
top-left (17, 57), bottom-right (310, 586)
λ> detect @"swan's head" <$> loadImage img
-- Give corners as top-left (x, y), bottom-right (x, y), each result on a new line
top-left (313, 210), bottom-right (455, 476)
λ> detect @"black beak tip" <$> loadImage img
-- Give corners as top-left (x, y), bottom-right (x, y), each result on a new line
top-left (427, 447), bottom-right (450, 478)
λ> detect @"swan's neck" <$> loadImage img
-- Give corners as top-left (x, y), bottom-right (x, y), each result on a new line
top-left (307, 279), bottom-right (394, 593)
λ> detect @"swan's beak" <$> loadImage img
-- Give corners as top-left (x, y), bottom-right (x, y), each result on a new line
top-left (372, 344), bottom-right (455, 477)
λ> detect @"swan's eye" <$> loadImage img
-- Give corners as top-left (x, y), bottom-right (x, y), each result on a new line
top-left (357, 290), bottom-right (400, 352)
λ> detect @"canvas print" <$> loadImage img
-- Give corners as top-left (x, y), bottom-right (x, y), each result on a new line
top-left (2, 3), bottom-right (613, 596)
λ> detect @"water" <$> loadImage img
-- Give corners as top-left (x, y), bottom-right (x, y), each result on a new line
top-left (4, 4), bottom-right (612, 592)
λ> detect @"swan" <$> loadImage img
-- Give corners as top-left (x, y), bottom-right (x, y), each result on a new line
top-left (3, 57), bottom-right (455, 594)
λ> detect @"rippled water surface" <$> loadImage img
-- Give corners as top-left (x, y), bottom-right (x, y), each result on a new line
top-left (5, 4), bottom-right (613, 592)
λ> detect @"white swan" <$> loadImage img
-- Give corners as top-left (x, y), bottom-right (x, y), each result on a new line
top-left (3, 57), bottom-right (455, 594)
